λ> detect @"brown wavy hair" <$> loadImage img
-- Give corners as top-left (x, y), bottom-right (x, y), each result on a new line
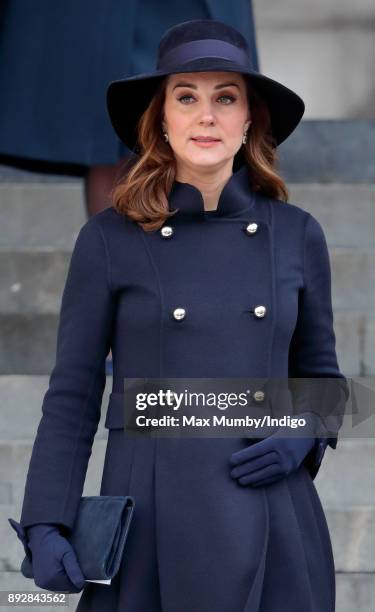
top-left (110, 75), bottom-right (289, 232)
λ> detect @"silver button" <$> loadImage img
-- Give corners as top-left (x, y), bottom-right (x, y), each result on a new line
top-left (245, 222), bottom-right (258, 235)
top-left (161, 226), bottom-right (174, 238)
top-left (173, 307), bottom-right (186, 321)
top-left (253, 390), bottom-right (265, 402)
top-left (254, 305), bottom-right (266, 318)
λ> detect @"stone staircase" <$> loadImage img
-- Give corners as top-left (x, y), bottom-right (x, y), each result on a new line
top-left (0, 120), bottom-right (374, 611)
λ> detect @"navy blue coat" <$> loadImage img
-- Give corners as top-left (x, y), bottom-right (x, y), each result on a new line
top-left (14, 163), bottom-right (347, 611)
top-left (0, 0), bottom-right (259, 167)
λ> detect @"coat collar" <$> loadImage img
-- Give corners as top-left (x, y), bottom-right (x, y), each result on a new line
top-left (168, 164), bottom-right (256, 219)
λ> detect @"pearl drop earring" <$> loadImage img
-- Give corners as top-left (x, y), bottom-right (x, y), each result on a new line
top-left (163, 132), bottom-right (169, 143)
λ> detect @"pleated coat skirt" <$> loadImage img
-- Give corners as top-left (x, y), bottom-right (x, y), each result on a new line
top-left (77, 439), bottom-right (336, 611)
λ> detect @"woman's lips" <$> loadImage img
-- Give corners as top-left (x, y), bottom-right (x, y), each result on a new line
top-left (191, 138), bottom-right (221, 147)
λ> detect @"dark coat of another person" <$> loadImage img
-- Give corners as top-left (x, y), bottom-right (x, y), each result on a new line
top-left (0, 0), bottom-right (259, 168)
top-left (13, 160), bottom-right (348, 611)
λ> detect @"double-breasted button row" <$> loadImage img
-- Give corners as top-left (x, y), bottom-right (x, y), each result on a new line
top-left (160, 221), bottom-right (259, 238)
top-left (172, 305), bottom-right (267, 320)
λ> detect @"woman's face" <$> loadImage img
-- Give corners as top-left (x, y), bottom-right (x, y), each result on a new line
top-left (162, 71), bottom-right (251, 173)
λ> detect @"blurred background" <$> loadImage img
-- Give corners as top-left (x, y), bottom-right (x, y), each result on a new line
top-left (0, 1), bottom-right (374, 610)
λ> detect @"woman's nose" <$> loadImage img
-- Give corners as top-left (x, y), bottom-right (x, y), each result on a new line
top-left (198, 110), bottom-right (215, 124)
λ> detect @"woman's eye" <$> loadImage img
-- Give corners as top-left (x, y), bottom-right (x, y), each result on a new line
top-left (178, 95), bottom-right (195, 103)
top-left (177, 94), bottom-right (236, 104)
top-left (218, 95), bottom-right (236, 104)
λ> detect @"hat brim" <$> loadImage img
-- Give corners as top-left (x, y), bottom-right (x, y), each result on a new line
top-left (106, 58), bottom-right (305, 151)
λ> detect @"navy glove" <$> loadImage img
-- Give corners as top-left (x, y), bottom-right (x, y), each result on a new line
top-left (20, 523), bottom-right (85, 593)
top-left (229, 412), bottom-right (322, 487)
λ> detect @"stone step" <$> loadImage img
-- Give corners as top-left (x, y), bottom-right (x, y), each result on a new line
top-left (288, 184), bottom-right (375, 248)
top-left (0, 184), bottom-right (85, 249)
top-left (314, 439), bottom-right (375, 508)
top-left (1, 503), bottom-right (374, 573)
top-left (3, 438), bottom-right (374, 503)
top-left (327, 507), bottom-right (375, 573)
top-left (334, 310), bottom-right (374, 377)
top-left (0, 440), bottom-right (107, 510)
top-left (336, 573), bottom-right (375, 612)
top-left (0, 571), bottom-right (373, 612)
top-left (0, 249), bottom-right (70, 314)
top-left (1, 121), bottom-right (374, 183)
top-left (0, 181), bottom-right (374, 248)
top-left (0, 313), bottom-right (116, 374)
top-left (0, 375), bottom-right (112, 440)
top-left (279, 122), bottom-right (375, 180)
top-left (0, 313), bottom-right (59, 374)
top-left (0, 308), bottom-right (373, 375)
top-left (0, 571), bottom-right (375, 612)
top-left (0, 245), bottom-right (374, 315)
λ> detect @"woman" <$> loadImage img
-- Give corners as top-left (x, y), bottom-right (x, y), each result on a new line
top-left (9, 19), bottom-right (348, 612)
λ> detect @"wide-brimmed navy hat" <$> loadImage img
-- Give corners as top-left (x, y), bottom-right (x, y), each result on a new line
top-left (107, 19), bottom-right (305, 151)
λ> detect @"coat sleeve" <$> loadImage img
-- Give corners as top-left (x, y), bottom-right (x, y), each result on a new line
top-left (18, 217), bottom-right (115, 530)
top-left (288, 212), bottom-right (349, 480)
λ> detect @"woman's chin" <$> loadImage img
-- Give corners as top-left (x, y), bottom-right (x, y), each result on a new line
top-left (185, 152), bottom-right (230, 169)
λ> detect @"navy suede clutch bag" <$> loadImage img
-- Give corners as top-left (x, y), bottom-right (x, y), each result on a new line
top-left (8, 495), bottom-right (135, 582)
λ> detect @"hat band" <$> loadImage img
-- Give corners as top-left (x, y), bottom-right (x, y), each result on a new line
top-left (157, 39), bottom-right (251, 70)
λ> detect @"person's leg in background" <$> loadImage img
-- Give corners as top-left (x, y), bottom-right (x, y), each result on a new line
top-left (83, 154), bottom-right (132, 218)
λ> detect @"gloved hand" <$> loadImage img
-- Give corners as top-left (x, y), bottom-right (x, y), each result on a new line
top-left (229, 412), bottom-right (322, 487)
top-left (24, 524), bottom-right (85, 593)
